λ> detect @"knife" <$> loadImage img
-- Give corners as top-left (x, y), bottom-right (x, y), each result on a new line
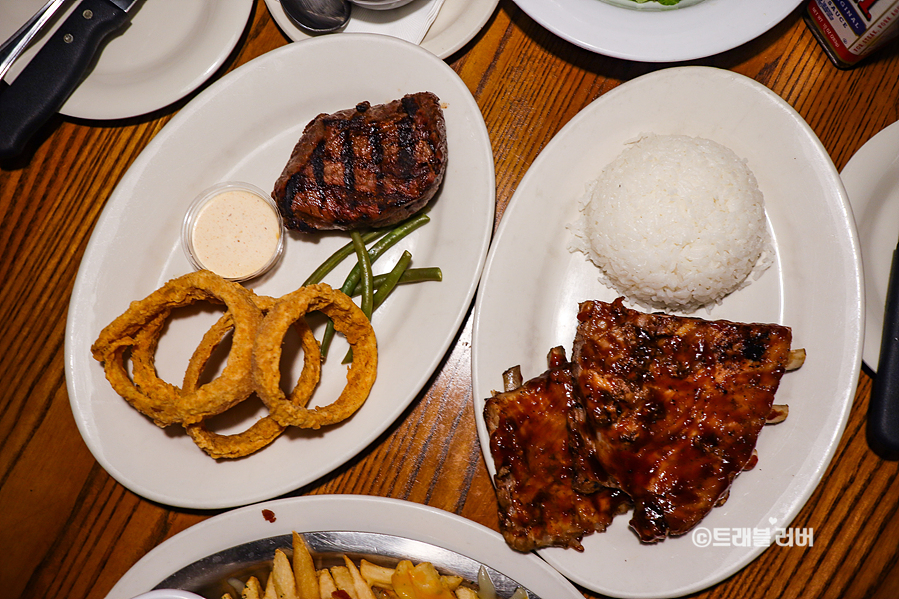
top-left (153, 531), bottom-right (538, 599)
top-left (0, 0), bottom-right (140, 160)
top-left (869, 236), bottom-right (899, 460)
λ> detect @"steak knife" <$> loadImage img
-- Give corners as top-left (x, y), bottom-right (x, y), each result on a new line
top-left (153, 531), bottom-right (538, 599)
top-left (870, 235), bottom-right (899, 460)
top-left (0, 0), bottom-right (139, 159)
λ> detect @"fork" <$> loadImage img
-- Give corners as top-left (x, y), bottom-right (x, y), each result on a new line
top-left (0, 0), bottom-right (69, 82)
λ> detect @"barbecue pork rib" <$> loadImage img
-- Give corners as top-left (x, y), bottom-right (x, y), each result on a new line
top-left (570, 298), bottom-right (793, 543)
top-left (272, 91), bottom-right (447, 232)
top-left (484, 346), bottom-right (630, 552)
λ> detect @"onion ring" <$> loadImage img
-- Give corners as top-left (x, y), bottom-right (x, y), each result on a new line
top-left (182, 296), bottom-right (323, 459)
top-left (90, 271), bottom-right (262, 426)
top-left (127, 309), bottom-right (183, 422)
top-left (254, 283), bottom-right (377, 429)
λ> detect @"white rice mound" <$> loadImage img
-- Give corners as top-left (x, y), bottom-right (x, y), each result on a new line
top-left (569, 134), bottom-right (773, 313)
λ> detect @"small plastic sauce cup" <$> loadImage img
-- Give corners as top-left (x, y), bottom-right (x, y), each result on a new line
top-left (182, 182), bottom-right (284, 282)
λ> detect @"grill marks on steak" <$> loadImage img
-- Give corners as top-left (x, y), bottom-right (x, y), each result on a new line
top-left (484, 347), bottom-right (630, 552)
top-left (272, 92), bottom-right (447, 232)
top-left (484, 298), bottom-right (797, 549)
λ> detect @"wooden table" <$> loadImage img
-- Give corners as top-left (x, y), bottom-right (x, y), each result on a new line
top-left (2, 2), bottom-right (898, 598)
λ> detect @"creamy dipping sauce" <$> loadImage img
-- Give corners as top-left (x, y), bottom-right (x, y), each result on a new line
top-left (189, 188), bottom-right (282, 280)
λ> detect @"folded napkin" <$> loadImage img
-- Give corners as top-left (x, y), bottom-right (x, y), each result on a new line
top-left (344, 0), bottom-right (446, 45)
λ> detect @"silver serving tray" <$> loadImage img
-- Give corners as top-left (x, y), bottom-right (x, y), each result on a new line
top-left (154, 530), bottom-right (539, 599)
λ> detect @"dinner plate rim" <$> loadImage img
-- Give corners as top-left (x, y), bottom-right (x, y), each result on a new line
top-left (511, 0), bottom-right (804, 62)
top-left (64, 33), bottom-right (495, 510)
top-left (470, 65), bottom-right (862, 597)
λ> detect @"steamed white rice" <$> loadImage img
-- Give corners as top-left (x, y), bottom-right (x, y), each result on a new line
top-left (569, 134), bottom-right (773, 313)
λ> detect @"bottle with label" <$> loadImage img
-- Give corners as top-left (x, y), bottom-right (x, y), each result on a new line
top-left (804, 0), bottom-right (899, 68)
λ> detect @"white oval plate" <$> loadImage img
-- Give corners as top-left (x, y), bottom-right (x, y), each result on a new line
top-left (65, 34), bottom-right (495, 509)
top-left (512, 0), bottom-right (803, 62)
top-left (841, 119), bottom-right (899, 372)
top-left (2, 0), bottom-right (253, 120)
top-left (264, 0), bottom-right (498, 59)
top-left (104, 495), bottom-right (585, 599)
top-left (471, 66), bottom-right (863, 598)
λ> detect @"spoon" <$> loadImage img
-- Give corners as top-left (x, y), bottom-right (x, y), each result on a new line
top-left (281, 0), bottom-right (351, 33)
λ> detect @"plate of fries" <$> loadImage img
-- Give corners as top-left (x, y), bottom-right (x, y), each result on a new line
top-left (156, 531), bottom-right (531, 599)
top-left (104, 495), bottom-right (584, 599)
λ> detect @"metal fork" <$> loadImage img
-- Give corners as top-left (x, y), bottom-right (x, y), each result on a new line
top-left (0, 0), bottom-right (69, 82)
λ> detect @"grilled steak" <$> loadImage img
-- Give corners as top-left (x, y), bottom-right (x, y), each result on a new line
top-left (570, 298), bottom-right (794, 543)
top-left (272, 91), bottom-right (447, 232)
top-left (484, 346), bottom-right (630, 552)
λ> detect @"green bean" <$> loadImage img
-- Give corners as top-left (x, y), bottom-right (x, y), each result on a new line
top-left (302, 230), bottom-right (384, 286)
top-left (342, 251), bottom-right (413, 364)
top-left (320, 214), bottom-right (431, 358)
top-left (351, 231), bottom-right (374, 318)
top-left (351, 267), bottom-right (443, 297)
top-left (372, 250), bottom-right (412, 308)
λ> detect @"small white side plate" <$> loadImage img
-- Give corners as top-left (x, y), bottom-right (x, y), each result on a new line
top-left (841, 119), bottom-right (899, 372)
top-left (2, 0), bottom-right (253, 120)
top-left (264, 0), bottom-right (498, 58)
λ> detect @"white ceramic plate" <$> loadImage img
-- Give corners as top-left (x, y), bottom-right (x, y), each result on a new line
top-left (1, 0), bottom-right (253, 120)
top-left (512, 0), bottom-right (803, 62)
top-left (841, 119), bottom-right (899, 372)
top-left (65, 34), bottom-right (495, 509)
top-left (264, 0), bottom-right (498, 58)
top-left (471, 66), bottom-right (863, 598)
top-left (104, 495), bottom-right (585, 599)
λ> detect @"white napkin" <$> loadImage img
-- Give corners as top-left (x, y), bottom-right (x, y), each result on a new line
top-left (344, 0), bottom-right (446, 44)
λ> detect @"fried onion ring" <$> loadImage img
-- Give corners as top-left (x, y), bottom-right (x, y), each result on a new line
top-left (253, 284), bottom-right (377, 429)
top-left (90, 270), bottom-right (262, 426)
top-left (129, 309), bottom-right (176, 396)
top-left (182, 296), bottom-right (323, 459)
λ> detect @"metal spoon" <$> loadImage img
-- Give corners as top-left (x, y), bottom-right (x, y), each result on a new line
top-left (281, 0), bottom-right (351, 33)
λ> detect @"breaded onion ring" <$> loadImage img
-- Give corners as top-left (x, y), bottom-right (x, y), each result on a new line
top-left (182, 296), bottom-right (322, 459)
top-left (254, 284), bottom-right (377, 429)
top-left (90, 270), bottom-right (262, 426)
top-left (129, 309), bottom-right (177, 401)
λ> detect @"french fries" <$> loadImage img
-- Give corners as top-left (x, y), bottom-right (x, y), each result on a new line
top-left (344, 555), bottom-right (377, 599)
top-left (293, 532), bottom-right (320, 599)
top-left (241, 576), bottom-right (264, 599)
top-left (318, 570), bottom-right (339, 598)
top-left (218, 531), bottom-right (514, 599)
top-left (329, 566), bottom-right (356, 598)
top-left (264, 574), bottom-right (277, 599)
top-left (272, 549), bottom-right (299, 599)
top-left (360, 560), bottom-right (394, 589)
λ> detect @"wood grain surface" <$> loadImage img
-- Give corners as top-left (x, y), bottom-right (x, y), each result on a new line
top-left (1, 2), bottom-right (898, 598)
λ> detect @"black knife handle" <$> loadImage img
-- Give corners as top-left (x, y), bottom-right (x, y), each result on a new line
top-left (870, 243), bottom-right (899, 460)
top-left (0, 0), bottom-right (129, 159)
